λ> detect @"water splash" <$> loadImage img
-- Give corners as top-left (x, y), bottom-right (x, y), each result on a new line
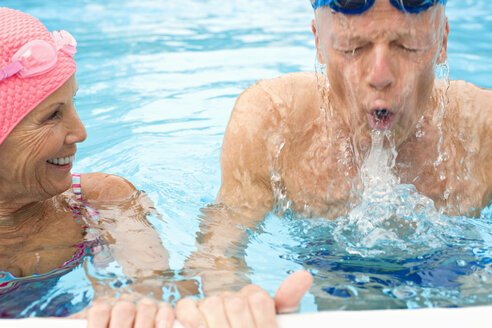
top-left (432, 61), bottom-right (450, 182)
top-left (324, 129), bottom-right (481, 257)
top-left (259, 131), bottom-right (492, 307)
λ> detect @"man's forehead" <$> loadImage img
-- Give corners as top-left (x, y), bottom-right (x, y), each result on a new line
top-left (316, 0), bottom-right (443, 25)
top-left (317, 4), bottom-right (443, 42)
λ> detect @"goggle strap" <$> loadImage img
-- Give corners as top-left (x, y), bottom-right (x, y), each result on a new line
top-left (52, 30), bottom-right (77, 56)
top-left (0, 61), bottom-right (23, 83)
top-left (60, 45), bottom-right (77, 56)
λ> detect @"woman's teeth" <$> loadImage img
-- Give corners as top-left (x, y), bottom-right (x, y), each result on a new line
top-left (47, 155), bottom-right (75, 166)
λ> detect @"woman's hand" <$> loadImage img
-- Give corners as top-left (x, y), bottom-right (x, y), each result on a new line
top-left (175, 270), bottom-right (313, 328)
top-left (86, 297), bottom-right (175, 328)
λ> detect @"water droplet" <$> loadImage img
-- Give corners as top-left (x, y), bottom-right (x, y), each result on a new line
top-left (391, 286), bottom-right (416, 299)
top-left (354, 274), bottom-right (370, 283)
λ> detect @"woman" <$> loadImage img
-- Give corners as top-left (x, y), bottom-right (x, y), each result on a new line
top-left (0, 7), bottom-right (311, 327)
top-left (0, 5), bottom-right (175, 320)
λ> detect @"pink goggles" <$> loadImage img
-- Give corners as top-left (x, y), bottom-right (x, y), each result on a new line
top-left (0, 30), bottom-right (76, 83)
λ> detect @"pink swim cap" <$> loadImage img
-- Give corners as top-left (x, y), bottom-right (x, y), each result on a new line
top-left (0, 7), bottom-right (76, 145)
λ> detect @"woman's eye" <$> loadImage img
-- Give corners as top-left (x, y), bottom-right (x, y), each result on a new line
top-left (47, 109), bottom-right (61, 121)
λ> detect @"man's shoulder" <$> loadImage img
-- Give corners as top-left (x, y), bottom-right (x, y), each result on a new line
top-left (222, 72), bottom-right (322, 172)
top-left (263, 71), bottom-right (319, 89)
top-left (449, 80), bottom-right (492, 108)
top-left (232, 72), bottom-right (322, 123)
top-left (448, 80), bottom-right (492, 124)
top-left (242, 72), bottom-right (319, 100)
top-left (80, 172), bottom-right (137, 202)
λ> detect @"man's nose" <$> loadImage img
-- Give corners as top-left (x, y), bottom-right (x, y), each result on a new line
top-left (366, 45), bottom-right (395, 91)
top-left (65, 106), bottom-right (87, 144)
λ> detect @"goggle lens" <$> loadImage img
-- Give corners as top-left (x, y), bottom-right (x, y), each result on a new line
top-left (312, 0), bottom-right (444, 14)
top-left (312, 0), bottom-right (375, 14)
top-left (390, 0), bottom-right (436, 13)
top-left (0, 30), bottom-right (76, 82)
top-left (13, 40), bottom-right (57, 78)
top-left (333, 0), bottom-right (367, 9)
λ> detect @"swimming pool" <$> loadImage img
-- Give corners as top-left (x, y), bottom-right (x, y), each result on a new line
top-left (1, 0), bottom-right (491, 321)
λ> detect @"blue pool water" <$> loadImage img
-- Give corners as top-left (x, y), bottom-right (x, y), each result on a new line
top-left (1, 0), bottom-right (491, 317)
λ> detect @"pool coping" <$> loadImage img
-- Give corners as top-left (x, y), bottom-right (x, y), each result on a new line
top-left (1, 305), bottom-right (491, 327)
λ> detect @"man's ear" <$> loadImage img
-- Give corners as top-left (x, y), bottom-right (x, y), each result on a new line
top-left (437, 17), bottom-right (449, 64)
top-left (312, 19), bottom-right (325, 64)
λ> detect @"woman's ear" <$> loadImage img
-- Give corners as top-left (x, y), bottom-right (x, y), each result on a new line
top-left (312, 19), bottom-right (325, 64)
top-left (437, 17), bottom-right (449, 64)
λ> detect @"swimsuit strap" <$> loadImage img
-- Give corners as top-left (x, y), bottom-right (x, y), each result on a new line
top-left (71, 173), bottom-right (85, 226)
top-left (70, 173), bottom-right (100, 225)
top-left (72, 173), bottom-right (82, 201)
top-left (65, 174), bottom-right (108, 269)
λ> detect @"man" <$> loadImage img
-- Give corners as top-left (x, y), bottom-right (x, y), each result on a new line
top-left (183, 0), bottom-right (492, 325)
top-left (218, 0), bottom-right (491, 221)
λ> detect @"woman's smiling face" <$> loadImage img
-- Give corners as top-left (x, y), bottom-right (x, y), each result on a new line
top-left (0, 75), bottom-right (87, 203)
top-left (313, 0), bottom-right (448, 147)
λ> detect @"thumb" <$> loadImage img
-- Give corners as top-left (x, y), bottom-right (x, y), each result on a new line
top-left (273, 270), bottom-right (313, 314)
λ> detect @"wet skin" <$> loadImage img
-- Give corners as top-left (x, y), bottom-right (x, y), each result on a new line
top-left (0, 75), bottom-right (86, 208)
top-left (0, 76), bottom-right (169, 278)
top-left (217, 1), bottom-right (492, 220)
top-left (313, 0), bottom-right (447, 150)
top-left (0, 75), bottom-right (86, 275)
top-left (0, 75), bottom-right (308, 328)
top-left (187, 0), bottom-right (492, 296)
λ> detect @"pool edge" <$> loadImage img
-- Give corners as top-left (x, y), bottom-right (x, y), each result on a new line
top-left (1, 305), bottom-right (491, 327)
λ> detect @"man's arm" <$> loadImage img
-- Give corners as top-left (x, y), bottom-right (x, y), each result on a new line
top-left (184, 72), bottom-right (322, 295)
top-left (474, 84), bottom-right (492, 207)
top-left (185, 79), bottom-right (282, 295)
top-left (448, 80), bottom-right (492, 212)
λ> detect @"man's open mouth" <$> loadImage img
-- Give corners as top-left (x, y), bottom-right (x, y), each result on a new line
top-left (368, 108), bottom-right (395, 130)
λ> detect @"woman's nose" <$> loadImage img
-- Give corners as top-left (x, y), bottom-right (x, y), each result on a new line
top-left (65, 106), bottom-right (87, 144)
top-left (366, 45), bottom-right (395, 91)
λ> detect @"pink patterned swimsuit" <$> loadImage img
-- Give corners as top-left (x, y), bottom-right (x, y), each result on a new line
top-left (67, 173), bottom-right (113, 268)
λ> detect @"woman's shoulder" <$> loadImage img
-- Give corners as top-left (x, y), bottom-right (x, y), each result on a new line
top-left (79, 173), bottom-right (137, 202)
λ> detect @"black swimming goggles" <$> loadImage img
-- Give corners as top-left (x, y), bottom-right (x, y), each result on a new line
top-left (311, 0), bottom-right (447, 14)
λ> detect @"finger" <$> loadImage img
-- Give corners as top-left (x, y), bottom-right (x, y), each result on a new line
top-left (240, 285), bottom-right (277, 328)
top-left (198, 295), bottom-right (230, 328)
top-left (155, 302), bottom-right (175, 328)
top-left (119, 293), bottom-right (141, 303)
top-left (219, 291), bottom-right (236, 298)
top-left (274, 270), bottom-right (313, 314)
top-left (109, 301), bottom-right (137, 328)
top-left (134, 298), bottom-right (158, 328)
top-left (223, 294), bottom-right (255, 328)
top-left (86, 302), bottom-right (112, 328)
top-left (176, 298), bottom-right (207, 328)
